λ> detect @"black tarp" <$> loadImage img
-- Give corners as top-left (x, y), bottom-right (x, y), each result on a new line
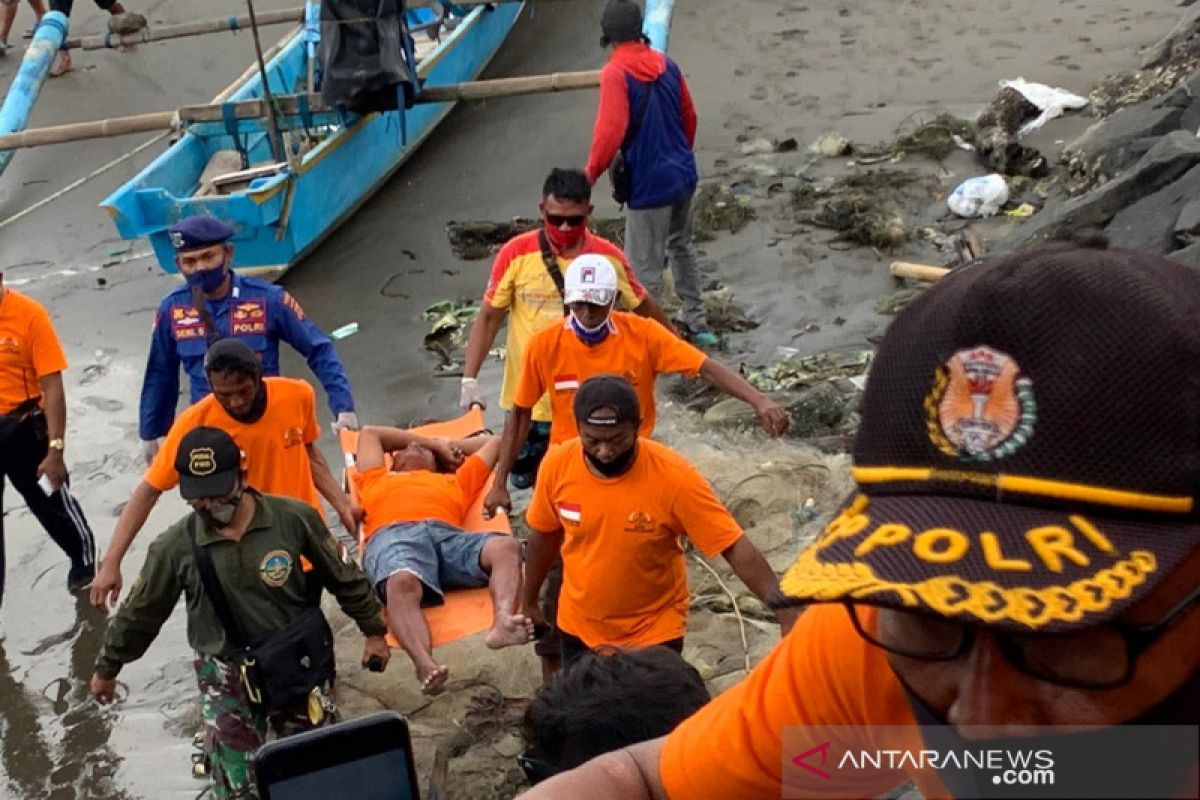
top-left (319, 0), bottom-right (419, 113)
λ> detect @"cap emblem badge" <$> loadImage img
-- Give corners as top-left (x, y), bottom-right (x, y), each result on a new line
top-left (188, 447), bottom-right (217, 476)
top-left (925, 346), bottom-right (1035, 461)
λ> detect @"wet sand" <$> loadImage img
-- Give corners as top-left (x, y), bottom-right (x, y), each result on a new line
top-left (0, 0), bottom-right (1182, 796)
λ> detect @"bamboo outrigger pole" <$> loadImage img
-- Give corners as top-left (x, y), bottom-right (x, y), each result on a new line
top-left (0, 71), bottom-right (602, 151)
top-left (65, 0), bottom-right (572, 51)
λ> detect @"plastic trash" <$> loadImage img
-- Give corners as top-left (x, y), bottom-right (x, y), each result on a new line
top-left (999, 78), bottom-right (1088, 135)
top-left (947, 174), bottom-right (1009, 218)
top-left (330, 322), bottom-right (359, 340)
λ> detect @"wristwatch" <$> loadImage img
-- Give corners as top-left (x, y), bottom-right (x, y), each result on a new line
top-left (48, 438), bottom-right (65, 451)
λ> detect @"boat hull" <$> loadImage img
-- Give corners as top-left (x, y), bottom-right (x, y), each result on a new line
top-left (100, 3), bottom-right (524, 277)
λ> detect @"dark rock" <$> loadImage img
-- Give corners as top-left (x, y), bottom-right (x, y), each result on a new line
top-left (1168, 241), bottom-right (1200, 270)
top-left (1142, 4), bottom-right (1200, 68)
top-left (974, 88), bottom-right (1048, 177)
top-left (1106, 164), bottom-right (1200, 253)
top-left (1063, 93), bottom-right (1187, 191)
top-left (998, 131), bottom-right (1200, 250)
top-left (785, 382), bottom-right (848, 438)
top-left (1175, 198), bottom-right (1200, 242)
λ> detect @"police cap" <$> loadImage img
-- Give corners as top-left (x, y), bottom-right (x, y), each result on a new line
top-left (168, 216), bottom-right (235, 252)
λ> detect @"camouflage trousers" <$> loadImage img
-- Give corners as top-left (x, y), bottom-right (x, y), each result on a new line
top-left (194, 653), bottom-right (337, 800)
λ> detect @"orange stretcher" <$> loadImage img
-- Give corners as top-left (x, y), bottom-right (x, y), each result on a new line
top-left (338, 407), bottom-right (508, 649)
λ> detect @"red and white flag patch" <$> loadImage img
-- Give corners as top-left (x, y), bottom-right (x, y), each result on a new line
top-left (554, 374), bottom-right (580, 392)
top-left (558, 502), bottom-right (581, 523)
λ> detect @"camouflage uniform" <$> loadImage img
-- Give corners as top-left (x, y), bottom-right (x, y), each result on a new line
top-left (94, 491), bottom-right (387, 800)
top-left (194, 654), bottom-right (337, 799)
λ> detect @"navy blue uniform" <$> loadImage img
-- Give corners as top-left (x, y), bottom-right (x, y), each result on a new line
top-left (139, 275), bottom-right (355, 440)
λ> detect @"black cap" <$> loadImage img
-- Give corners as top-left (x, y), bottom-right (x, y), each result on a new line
top-left (175, 427), bottom-right (242, 500)
top-left (779, 236), bottom-right (1200, 631)
top-left (167, 216), bottom-right (234, 251)
top-left (573, 375), bottom-right (641, 426)
top-left (601, 0), bottom-right (644, 43)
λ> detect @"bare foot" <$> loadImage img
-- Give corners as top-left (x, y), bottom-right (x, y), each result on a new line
top-left (416, 663), bottom-right (449, 696)
top-left (484, 612), bottom-right (534, 650)
top-left (49, 49), bottom-right (71, 77)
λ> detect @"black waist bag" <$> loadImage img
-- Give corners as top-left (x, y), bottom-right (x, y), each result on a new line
top-left (242, 607), bottom-right (335, 712)
top-left (190, 523), bottom-right (335, 713)
top-left (609, 83), bottom-right (652, 206)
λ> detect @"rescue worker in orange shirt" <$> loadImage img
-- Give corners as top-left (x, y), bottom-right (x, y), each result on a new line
top-left (483, 254), bottom-right (789, 518)
top-left (0, 272), bottom-right (95, 605)
top-left (90, 338), bottom-right (355, 612)
top-left (522, 376), bottom-right (796, 665)
top-left (519, 237), bottom-right (1200, 800)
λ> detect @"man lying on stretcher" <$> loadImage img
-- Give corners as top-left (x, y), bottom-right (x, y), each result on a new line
top-left (353, 427), bottom-right (534, 695)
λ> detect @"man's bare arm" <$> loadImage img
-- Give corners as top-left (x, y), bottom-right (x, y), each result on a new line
top-left (519, 739), bottom-right (669, 799)
top-left (698, 358), bottom-right (790, 437)
top-left (721, 534), bottom-right (797, 634)
top-left (307, 443), bottom-right (356, 532)
top-left (521, 527), bottom-right (563, 619)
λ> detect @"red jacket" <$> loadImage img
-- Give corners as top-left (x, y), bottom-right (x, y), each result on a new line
top-left (584, 42), bottom-right (697, 185)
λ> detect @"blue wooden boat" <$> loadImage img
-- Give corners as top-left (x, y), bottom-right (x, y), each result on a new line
top-left (101, 2), bottom-right (524, 279)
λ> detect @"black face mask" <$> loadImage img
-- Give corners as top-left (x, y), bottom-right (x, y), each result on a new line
top-left (584, 443), bottom-right (637, 477)
top-left (226, 380), bottom-right (267, 424)
top-left (901, 669), bottom-right (1200, 798)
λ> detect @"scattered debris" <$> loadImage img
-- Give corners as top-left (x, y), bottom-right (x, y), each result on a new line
top-left (792, 170), bottom-right (927, 250)
top-left (947, 174), bottom-right (1009, 218)
top-left (875, 286), bottom-right (926, 315)
top-left (974, 87), bottom-right (1050, 177)
top-left (808, 132), bottom-right (853, 158)
top-left (692, 183), bottom-right (757, 240)
top-left (445, 218), bottom-right (626, 259)
top-left (890, 113), bottom-right (976, 161)
top-left (744, 349), bottom-right (872, 394)
top-left (422, 299), bottom-right (479, 372)
top-left (330, 322), bottom-right (359, 340)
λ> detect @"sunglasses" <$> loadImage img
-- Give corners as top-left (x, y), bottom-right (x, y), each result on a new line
top-left (543, 213), bottom-right (588, 228)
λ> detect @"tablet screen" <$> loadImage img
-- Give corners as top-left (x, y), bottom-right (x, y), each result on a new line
top-left (266, 749), bottom-right (418, 800)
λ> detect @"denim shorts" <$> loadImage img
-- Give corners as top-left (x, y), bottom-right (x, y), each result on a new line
top-left (362, 520), bottom-right (497, 606)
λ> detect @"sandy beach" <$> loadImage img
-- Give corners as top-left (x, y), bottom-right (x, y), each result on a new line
top-left (0, 0), bottom-right (1183, 796)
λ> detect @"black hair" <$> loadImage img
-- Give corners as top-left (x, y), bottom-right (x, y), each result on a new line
top-left (599, 32), bottom-right (650, 47)
top-left (521, 647), bottom-right (710, 779)
top-left (203, 339), bottom-right (263, 380)
top-left (542, 168), bottom-right (592, 204)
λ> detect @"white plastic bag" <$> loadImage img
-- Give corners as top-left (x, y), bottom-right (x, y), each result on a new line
top-left (1000, 78), bottom-right (1089, 135)
top-left (948, 174), bottom-right (1009, 218)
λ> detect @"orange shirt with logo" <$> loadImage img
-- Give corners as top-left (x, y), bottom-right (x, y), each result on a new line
top-left (513, 312), bottom-right (706, 445)
top-left (145, 377), bottom-right (320, 511)
top-left (660, 604), bottom-right (949, 799)
top-left (0, 289), bottom-right (68, 413)
top-left (483, 230), bottom-right (646, 422)
top-left (354, 455), bottom-right (492, 540)
top-left (525, 438), bottom-right (744, 648)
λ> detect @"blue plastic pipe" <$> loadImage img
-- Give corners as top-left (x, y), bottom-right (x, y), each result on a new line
top-left (643, 0), bottom-right (675, 53)
top-left (0, 11), bottom-right (69, 177)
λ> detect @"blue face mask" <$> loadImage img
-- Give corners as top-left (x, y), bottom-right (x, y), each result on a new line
top-left (569, 310), bottom-right (611, 346)
top-left (185, 260), bottom-right (229, 294)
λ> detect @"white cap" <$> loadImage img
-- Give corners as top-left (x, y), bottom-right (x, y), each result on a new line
top-left (563, 254), bottom-right (619, 306)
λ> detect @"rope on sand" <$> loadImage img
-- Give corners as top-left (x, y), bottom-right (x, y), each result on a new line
top-left (0, 130), bottom-right (170, 231)
top-left (690, 553), bottom-right (751, 674)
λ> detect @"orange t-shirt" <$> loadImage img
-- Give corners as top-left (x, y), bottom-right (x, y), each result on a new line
top-left (660, 604), bottom-right (951, 799)
top-left (512, 312), bottom-right (706, 445)
top-left (0, 289), bottom-right (67, 413)
top-left (353, 454), bottom-right (492, 540)
top-left (145, 377), bottom-right (321, 511)
top-left (525, 438), bottom-right (743, 648)
top-left (483, 230), bottom-right (646, 422)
